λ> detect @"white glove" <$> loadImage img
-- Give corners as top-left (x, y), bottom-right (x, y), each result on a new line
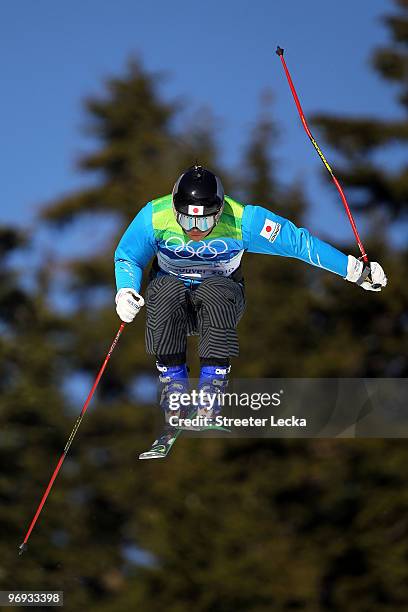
top-left (345, 255), bottom-right (387, 292)
top-left (115, 288), bottom-right (145, 323)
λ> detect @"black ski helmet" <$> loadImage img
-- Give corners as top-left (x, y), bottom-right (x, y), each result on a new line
top-left (172, 164), bottom-right (225, 216)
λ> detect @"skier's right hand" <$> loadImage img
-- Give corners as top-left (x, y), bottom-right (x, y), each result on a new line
top-left (115, 288), bottom-right (145, 323)
top-left (345, 255), bottom-right (387, 292)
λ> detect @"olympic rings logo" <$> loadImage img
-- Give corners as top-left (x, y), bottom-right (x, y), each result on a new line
top-left (164, 236), bottom-right (229, 259)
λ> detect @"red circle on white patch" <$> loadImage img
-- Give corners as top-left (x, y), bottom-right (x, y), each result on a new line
top-left (193, 207), bottom-right (199, 213)
top-left (265, 225), bottom-right (271, 232)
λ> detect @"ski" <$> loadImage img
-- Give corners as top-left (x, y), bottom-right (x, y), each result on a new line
top-left (139, 426), bottom-right (182, 460)
top-left (139, 413), bottom-right (230, 460)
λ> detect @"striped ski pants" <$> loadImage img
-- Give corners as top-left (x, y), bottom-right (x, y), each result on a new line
top-left (145, 274), bottom-right (246, 365)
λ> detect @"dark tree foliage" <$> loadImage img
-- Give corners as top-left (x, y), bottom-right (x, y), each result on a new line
top-left (0, 227), bottom-right (76, 595)
top-left (312, 0), bottom-right (408, 220)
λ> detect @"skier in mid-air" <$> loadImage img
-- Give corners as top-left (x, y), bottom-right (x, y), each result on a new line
top-left (114, 164), bottom-right (387, 458)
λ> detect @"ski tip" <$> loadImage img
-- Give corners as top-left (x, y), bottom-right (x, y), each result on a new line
top-left (276, 46), bottom-right (284, 56)
top-left (18, 542), bottom-right (28, 556)
top-left (139, 452), bottom-right (166, 460)
top-left (139, 444), bottom-right (169, 460)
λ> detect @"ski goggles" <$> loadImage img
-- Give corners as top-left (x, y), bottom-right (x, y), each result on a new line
top-left (177, 212), bottom-right (217, 232)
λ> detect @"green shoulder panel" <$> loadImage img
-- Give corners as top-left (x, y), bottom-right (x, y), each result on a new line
top-left (151, 194), bottom-right (180, 240)
top-left (212, 196), bottom-right (244, 240)
top-left (151, 194), bottom-right (245, 241)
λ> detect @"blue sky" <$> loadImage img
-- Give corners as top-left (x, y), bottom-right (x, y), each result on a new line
top-left (0, 0), bottom-right (403, 252)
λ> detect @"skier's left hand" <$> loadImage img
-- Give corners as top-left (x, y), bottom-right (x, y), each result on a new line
top-left (345, 255), bottom-right (387, 291)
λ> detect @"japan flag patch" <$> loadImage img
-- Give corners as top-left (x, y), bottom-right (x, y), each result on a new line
top-left (188, 204), bottom-right (204, 215)
top-left (260, 218), bottom-right (281, 242)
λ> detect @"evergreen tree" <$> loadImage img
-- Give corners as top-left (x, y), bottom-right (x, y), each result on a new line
top-left (0, 227), bottom-right (78, 595)
top-left (307, 0), bottom-right (408, 377)
top-left (312, 0), bottom-right (408, 221)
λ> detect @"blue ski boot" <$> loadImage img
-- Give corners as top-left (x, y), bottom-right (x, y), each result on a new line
top-left (194, 364), bottom-right (231, 431)
top-left (138, 363), bottom-right (188, 460)
top-left (156, 362), bottom-right (190, 428)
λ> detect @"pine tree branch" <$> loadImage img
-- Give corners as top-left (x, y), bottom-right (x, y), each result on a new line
top-left (311, 116), bottom-right (408, 157)
top-left (320, 163), bottom-right (408, 217)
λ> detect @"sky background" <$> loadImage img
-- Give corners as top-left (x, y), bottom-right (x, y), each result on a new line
top-left (1, 0), bottom-right (404, 257)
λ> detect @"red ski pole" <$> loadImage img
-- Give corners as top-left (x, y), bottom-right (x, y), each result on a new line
top-left (276, 46), bottom-right (380, 288)
top-left (19, 322), bottom-right (125, 555)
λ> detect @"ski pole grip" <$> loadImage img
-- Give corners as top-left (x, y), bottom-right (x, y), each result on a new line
top-left (276, 46), bottom-right (284, 56)
top-left (358, 260), bottom-right (382, 290)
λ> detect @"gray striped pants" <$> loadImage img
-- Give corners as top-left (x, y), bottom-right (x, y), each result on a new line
top-left (145, 274), bottom-right (246, 364)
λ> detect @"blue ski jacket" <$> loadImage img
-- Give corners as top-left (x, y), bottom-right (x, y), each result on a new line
top-left (115, 195), bottom-right (348, 292)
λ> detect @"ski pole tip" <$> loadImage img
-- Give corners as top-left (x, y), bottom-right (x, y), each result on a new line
top-left (276, 46), bottom-right (284, 56)
top-left (18, 542), bottom-right (28, 556)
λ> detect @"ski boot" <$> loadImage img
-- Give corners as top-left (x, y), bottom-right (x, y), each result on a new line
top-left (156, 362), bottom-right (190, 428)
top-left (193, 364), bottom-right (231, 431)
top-left (138, 362), bottom-right (189, 459)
